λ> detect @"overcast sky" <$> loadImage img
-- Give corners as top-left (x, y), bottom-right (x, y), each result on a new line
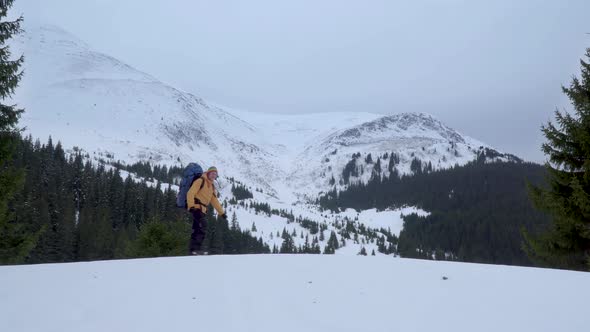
top-left (12, 0), bottom-right (590, 163)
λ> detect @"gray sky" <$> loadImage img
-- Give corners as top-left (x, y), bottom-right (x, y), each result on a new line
top-left (13, 0), bottom-right (590, 163)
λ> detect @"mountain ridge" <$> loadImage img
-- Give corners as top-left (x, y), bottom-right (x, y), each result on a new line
top-left (13, 23), bottom-right (523, 199)
top-left (8, 22), bottom-right (531, 258)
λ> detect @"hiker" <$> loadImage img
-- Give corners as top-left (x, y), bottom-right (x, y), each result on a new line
top-left (187, 166), bottom-right (227, 255)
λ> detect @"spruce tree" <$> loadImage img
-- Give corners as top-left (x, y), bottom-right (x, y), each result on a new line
top-left (0, 1), bottom-right (36, 264)
top-left (126, 217), bottom-right (188, 258)
top-left (358, 247), bottom-right (367, 256)
top-left (230, 212), bottom-right (239, 231)
top-left (526, 48), bottom-right (590, 270)
top-left (280, 230), bottom-right (295, 253)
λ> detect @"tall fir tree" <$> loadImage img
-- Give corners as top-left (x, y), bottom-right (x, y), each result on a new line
top-left (526, 47), bottom-right (590, 271)
top-left (0, 0), bottom-right (37, 264)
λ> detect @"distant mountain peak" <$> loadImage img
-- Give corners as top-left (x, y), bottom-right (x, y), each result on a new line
top-left (327, 112), bottom-right (466, 147)
top-left (14, 23), bottom-right (158, 86)
top-left (15, 23), bottom-right (522, 200)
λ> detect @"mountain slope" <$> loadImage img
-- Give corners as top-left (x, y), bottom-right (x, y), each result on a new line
top-left (12, 24), bottom-right (281, 192)
top-left (13, 24), bottom-right (520, 199)
top-left (11, 24), bottom-right (527, 257)
top-left (1, 255), bottom-right (588, 332)
top-left (289, 112), bottom-right (522, 196)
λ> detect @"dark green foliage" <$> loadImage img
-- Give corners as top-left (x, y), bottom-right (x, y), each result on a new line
top-left (373, 158), bottom-right (382, 177)
top-left (280, 228), bottom-right (296, 253)
top-left (475, 147), bottom-right (521, 163)
top-left (410, 158), bottom-right (423, 175)
top-left (0, 135), bottom-right (270, 264)
top-left (319, 160), bottom-right (551, 266)
top-left (297, 217), bottom-right (320, 234)
top-left (525, 48), bottom-right (590, 271)
top-left (8, 136), bottom-right (184, 263)
top-left (388, 153), bottom-right (400, 173)
top-left (126, 218), bottom-right (190, 258)
top-left (0, 2), bottom-right (39, 264)
top-left (231, 183), bottom-right (253, 200)
top-left (342, 156), bottom-right (359, 184)
top-left (111, 160), bottom-right (184, 185)
top-left (203, 211), bottom-right (270, 255)
top-left (250, 201), bottom-right (272, 216)
top-left (323, 231), bottom-right (340, 254)
top-left (375, 229), bottom-right (397, 255)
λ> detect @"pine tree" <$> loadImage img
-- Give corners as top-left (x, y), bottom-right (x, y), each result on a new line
top-left (373, 157), bottom-right (382, 177)
top-left (230, 212), bottom-right (239, 231)
top-left (0, 2), bottom-right (22, 132)
top-left (126, 217), bottom-right (189, 258)
top-left (280, 231), bottom-right (295, 254)
top-left (56, 192), bottom-right (76, 261)
top-left (113, 225), bottom-right (133, 259)
top-left (525, 48), bottom-right (590, 271)
top-left (323, 231), bottom-right (340, 254)
top-left (0, 2), bottom-right (37, 264)
top-left (329, 175), bottom-right (336, 186)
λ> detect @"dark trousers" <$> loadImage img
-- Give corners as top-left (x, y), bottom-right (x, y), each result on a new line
top-left (189, 210), bottom-right (208, 252)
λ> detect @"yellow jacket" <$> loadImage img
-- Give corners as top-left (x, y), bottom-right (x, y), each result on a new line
top-left (186, 173), bottom-right (225, 215)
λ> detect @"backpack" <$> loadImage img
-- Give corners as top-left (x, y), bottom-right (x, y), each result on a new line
top-left (176, 163), bottom-right (204, 209)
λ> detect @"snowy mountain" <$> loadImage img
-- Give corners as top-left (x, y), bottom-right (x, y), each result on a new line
top-left (12, 25), bottom-right (281, 191)
top-left (1, 255), bottom-right (589, 332)
top-left (12, 24), bottom-right (523, 255)
top-left (289, 112), bottom-right (522, 196)
top-left (13, 24), bottom-right (519, 195)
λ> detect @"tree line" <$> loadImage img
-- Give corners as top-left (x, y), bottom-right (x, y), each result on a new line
top-left (319, 159), bottom-right (552, 266)
top-left (0, 135), bottom-right (270, 264)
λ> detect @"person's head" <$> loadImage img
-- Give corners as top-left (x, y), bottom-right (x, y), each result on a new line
top-left (207, 166), bottom-right (218, 181)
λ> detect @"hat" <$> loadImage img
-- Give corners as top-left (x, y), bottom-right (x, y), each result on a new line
top-left (207, 166), bottom-right (218, 173)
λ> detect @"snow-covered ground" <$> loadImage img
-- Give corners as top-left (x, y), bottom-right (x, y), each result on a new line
top-left (222, 185), bottom-right (432, 255)
top-left (1, 255), bottom-right (588, 332)
top-left (335, 206), bottom-right (430, 236)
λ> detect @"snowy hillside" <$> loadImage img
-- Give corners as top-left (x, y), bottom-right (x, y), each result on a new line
top-left (12, 25), bottom-right (281, 191)
top-left (11, 23), bottom-right (522, 255)
top-left (12, 24), bottom-right (519, 196)
top-left (1, 255), bottom-right (588, 332)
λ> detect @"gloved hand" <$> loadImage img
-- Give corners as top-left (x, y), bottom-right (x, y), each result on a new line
top-left (221, 213), bottom-right (228, 220)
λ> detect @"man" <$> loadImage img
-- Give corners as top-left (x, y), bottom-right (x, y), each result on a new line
top-left (187, 166), bottom-right (227, 255)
